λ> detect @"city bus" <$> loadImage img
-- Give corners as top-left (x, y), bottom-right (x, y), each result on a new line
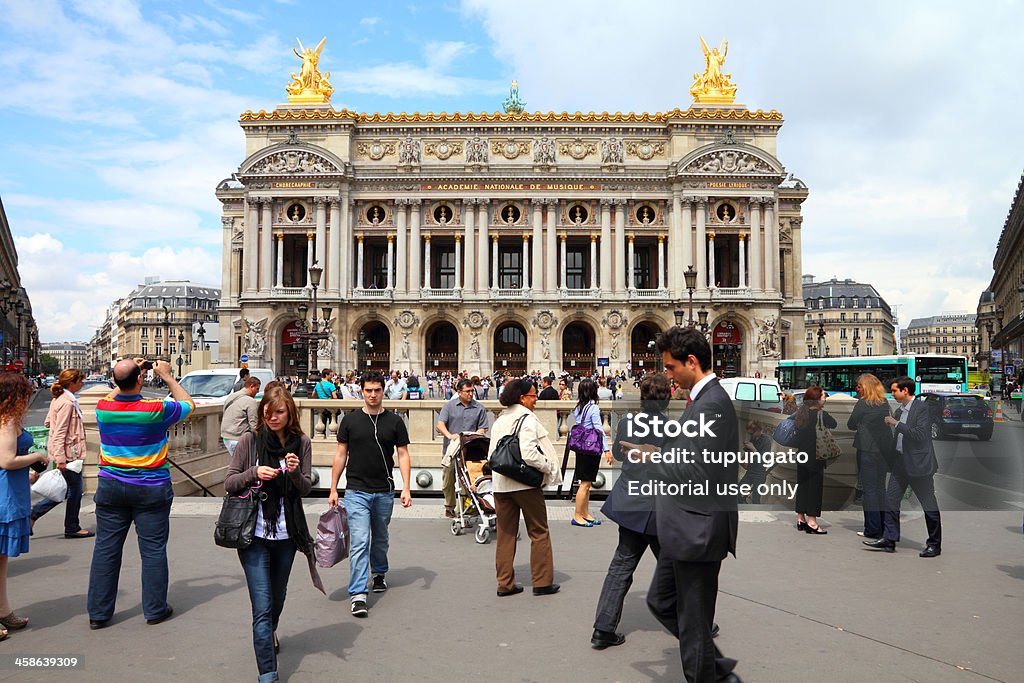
top-left (775, 355), bottom-right (969, 396)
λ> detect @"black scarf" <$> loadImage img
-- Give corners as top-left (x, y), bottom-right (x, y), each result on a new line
top-left (254, 428), bottom-right (313, 551)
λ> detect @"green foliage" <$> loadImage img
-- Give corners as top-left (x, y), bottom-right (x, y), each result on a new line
top-left (39, 354), bottom-right (60, 375)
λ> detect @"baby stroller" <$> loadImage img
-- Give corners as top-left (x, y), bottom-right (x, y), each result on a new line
top-left (449, 432), bottom-right (496, 544)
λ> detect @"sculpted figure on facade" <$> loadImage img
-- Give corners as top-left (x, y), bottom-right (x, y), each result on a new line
top-left (401, 332), bottom-right (410, 360)
top-left (398, 136), bottom-right (421, 165)
top-left (540, 333), bottom-right (550, 360)
top-left (601, 137), bottom-right (624, 164)
top-left (465, 136), bottom-right (488, 164)
top-left (243, 317), bottom-right (268, 358)
top-left (286, 37), bottom-right (333, 102)
top-left (317, 333), bottom-right (335, 359)
top-left (689, 36), bottom-right (736, 102)
top-left (610, 331), bottom-right (620, 360)
top-left (469, 332), bottom-right (481, 359)
top-left (533, 137), bottom-right (556, 166)
top-left (756, 316), bottom-right (780, 358)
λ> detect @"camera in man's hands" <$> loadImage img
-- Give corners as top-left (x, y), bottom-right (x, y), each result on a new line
top-left (141, 360), bottom-right (154, 370)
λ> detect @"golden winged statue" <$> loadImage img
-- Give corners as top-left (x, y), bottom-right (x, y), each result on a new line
top-left (689, 36), bottom-right (738, 104)
top-left (286, 37), bottom-right (333, 104)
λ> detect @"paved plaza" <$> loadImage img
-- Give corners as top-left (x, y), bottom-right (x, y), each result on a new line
top-left (4, 482), bottom-right (1022, 682)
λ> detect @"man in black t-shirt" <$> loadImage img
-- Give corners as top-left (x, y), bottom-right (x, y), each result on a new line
top-left (328, 372), bottom-right (412, 618)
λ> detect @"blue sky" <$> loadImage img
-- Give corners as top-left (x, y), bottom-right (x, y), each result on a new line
top-left (1, 0), bottom-right (1022, 342)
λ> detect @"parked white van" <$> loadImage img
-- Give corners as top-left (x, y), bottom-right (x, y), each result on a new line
top-left (718, 377), bottom-right (784, 412)
top-left (176, 367), bottom-right (276, 406)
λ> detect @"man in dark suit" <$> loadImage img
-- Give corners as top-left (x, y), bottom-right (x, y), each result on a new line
top-left (864, 376), bottom-right (942, 557)
top-left (645, 326), bottom-right (740, 682)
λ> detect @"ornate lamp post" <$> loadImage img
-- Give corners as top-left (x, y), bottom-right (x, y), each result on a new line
top-left (697, 306), bottom-right (709, 334)
top-left (985, 319), bottom-right (994, 373)
top-left (673, 309), bottom-right (685, 329)
top-left (852, 329), bottom-right (860, 357)
top-left (294, 263), bottom-right (332, 388)
top-left (683, 266), bottom-right (697, 327)
top-left (176, 331), bottom-right (185, 379)
top-left (816, 320), bottom-right (826, 358)
top-left (161, 305), bottom-right (171, 361)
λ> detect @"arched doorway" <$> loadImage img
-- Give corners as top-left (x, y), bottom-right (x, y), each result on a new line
top-left (356, 322), bottom-right (391, 374)
top-left (630, 322), bottom-right (661, 377)
top-left (425, 322), bottom-right (459, 373)
top-left (280, 320), bottom-right (306, 378)
top-left (493, 322), bottom-right (527, 375)
top-left (712, 321), bottom-right (743, 378)
top-left (562, 322), bottom-right (595, 373)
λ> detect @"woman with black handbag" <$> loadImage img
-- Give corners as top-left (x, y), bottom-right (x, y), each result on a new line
top-left (792, 386), bottom-right (837, 535)
top-left (489, 378), bottom-right (562, 598)
top-left (224, 385), bottom-right (314, 683)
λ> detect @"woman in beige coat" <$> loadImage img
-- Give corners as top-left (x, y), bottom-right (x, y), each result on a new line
top-left (489, 378), bottom-right (562, 597)
top-left (30, 369), bottom-right (92, 538)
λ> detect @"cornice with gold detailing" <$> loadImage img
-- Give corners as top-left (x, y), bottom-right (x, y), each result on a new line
top-left (239, 108), bottom-right (783, 123)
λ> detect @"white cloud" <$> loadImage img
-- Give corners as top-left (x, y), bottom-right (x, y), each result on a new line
top-left (360, 16), bottom-right (381, 27)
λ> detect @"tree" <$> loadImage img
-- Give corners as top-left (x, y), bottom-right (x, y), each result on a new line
top-left (40, 354), bottom-right (60, 375)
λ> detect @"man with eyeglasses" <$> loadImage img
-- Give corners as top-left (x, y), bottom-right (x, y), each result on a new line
top-left (436, 378), bottom-right (489, 518)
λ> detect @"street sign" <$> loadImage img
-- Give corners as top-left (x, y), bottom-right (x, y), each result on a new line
top-left (241, 362), bottom-right (249, 369)
top-left (1014, 358), bottom-right (1023, 368)
top-left (1006, 365), bottom-right (1015, 376)
top-left (240, 354), bottom-right (249, 363)
top-left (597, 357), bottom-right (610, 367)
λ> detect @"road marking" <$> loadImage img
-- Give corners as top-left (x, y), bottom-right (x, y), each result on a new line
top-left (934, 472), bottom-right (1024, 497)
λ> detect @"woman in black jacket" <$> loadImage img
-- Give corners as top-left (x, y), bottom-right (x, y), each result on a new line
top-left (847, 373), bottom-right (894, 539)
top-left (793, 386), bottom-right (836, 535)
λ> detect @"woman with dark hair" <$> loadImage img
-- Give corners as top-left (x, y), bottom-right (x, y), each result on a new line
top-left (569, 379), bottom-right (612, 527)
top-left (489, 378), bottom-right (562, 597)
top-left (0, 373), bottom-right (49, 638)
top-left (792, 386), bottom-right (837, 534)
top-left (30, 368), bottom-right (93, 538)
top-left (848, 373), bottom-right (894, 539)
top-left (224, 385), bottom-right (315, 683)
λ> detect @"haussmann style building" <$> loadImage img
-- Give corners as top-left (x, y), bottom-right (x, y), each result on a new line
top-left (215, 38), bottom-right (811, 380)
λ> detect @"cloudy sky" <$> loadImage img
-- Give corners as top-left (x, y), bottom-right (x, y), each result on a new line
top-left (1, 0), bottom-right (1021, 342)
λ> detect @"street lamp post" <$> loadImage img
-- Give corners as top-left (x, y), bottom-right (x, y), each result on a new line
top-left (176, 331), bottom-right (184, 379)
top-left (294, 263), bottom-right (332, 390)
top-left (816, 321), bottom-right (826, 358)
top-left (697, 306), bottom-right (709, 334)
top-left (683, 266), bottom-right (697, 327)
top-left (161, 306), bottom-right (171, 361)
top-left (673, 309), bottom-right (685, 329)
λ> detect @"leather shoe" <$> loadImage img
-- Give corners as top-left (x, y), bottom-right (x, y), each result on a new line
top-left (862, 538), bottom-right (896, 552)
top-left (532, 584), bottom-right (560, 596)
top-left (496, 585), bottom-right (524, 597)
top-left (919, 545), bottom-right (941, 558)
top-left (711, 622), bottom-right (720, 638)
top-left (721, 673), bottom-right (744, 683)
top-left (88, 619), bottom-right (110, 630)
top-left (590, 629), bottom-right (625, 649)
top-left (146, 605), bottom-right (174, 625)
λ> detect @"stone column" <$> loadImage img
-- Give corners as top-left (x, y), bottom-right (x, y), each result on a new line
top-left (423, 234), bottom-right (431, 290)
top-left (764, 199), bottom-right (777, 292)
top-left (590, 233), bottom-right (598, 290)
top-left (695, 198), bottom-right (707, 292)
top-left (682, 197), bottom-right (695, 272)
top-left (454, 235), bottom-right (462, 289)
top-left (221, 216), bottom-right (235, 302)
top-left (749, 198), bottom-right (762, 291)
top-left (738, 233), bottom-right (747, 288)
top-left (522, 234), bottom-right (530, 289)
top-left (707, 232), bottom-right (716, 289)
top-left (531, 201), bottom-right (542, 292)
top-left (244, 201), bottom-right (259, 293)
top-left (627, 235), bottom-right (636, 290)
top-left (546, 200), bottom-right (558, 291)
top-left (314, 197), bottom-right (327, 279)
top-left (614, 200), bottom-right (626, 292)
top-left (560, 234), bottom-right (567, 289)
top-left (305, 232), bottom-right (314, 287)
top-left (356, 236), bottom-right (364, 290)
top-left (260, 201), bottom-right (273, 291)
top-left (600, 199), bottom-right (612, 291)
top-left (491, 234), bottom-right (499, 290)
top-left (328, 196), bottom-right (341, 294)
top-left (463, 200), bottom-right (475, 293)
top-left (386, 234), bottom-right (394, 290)
top-left (477, 200), bottom-right (489, 291)
top-left (658, 235), bottom-right (666, 290)
top-left (395, 200), bottom-right (407, 293)
top-left (409, 200), bottom-right (422, 294)
top-left (275, 233), bottom-right (284, 289)
top-left (669, 194), bottom-right (683, 294)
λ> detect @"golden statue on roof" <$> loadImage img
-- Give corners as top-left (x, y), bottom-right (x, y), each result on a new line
top-left (286, 37), bottom-right (333, 105)
top-left (689, 36), bottom-right (738, 105)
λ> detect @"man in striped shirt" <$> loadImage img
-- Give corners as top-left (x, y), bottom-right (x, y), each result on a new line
top-left (86, 357), bottom-right (194, 630)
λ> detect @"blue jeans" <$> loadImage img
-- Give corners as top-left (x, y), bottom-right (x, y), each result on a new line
top-left (87, 477), bottom-right (173, 622)
top-left (30, 468), bottom-right (85, 535)
top-left (858, 450), bottom-right (888, 538)
top-left (344, 490), bottom-right (394, 597)
top-left (238, 539), bottom-right (296, 682)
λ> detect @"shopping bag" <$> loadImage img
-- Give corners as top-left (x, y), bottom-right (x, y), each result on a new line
top-left (31, 468), bottom-right (67, 502)
top-left (315, 505), bottom-right (349, 568)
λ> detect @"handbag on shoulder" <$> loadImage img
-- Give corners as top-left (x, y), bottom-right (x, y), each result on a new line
top-left (772, 414), bottom-right (799, 448)
top-left (567, 404), bottom-right (604, 456)
top-left (214, 439), bottom-right (262, 549)
top-left (489, 415), bottom-right (544, 488)
top-left (815, 410), bottom-right (842, 464)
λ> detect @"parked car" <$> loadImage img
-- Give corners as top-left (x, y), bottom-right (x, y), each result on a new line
top-left (175, 367), bottom-right (276, 406)
top-left (918, 392), bottom-right (993, 441)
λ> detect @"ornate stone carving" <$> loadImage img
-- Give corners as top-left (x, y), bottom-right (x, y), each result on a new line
top-left (242, 318), bottom-right (267, 358)
top-left (560, 138), bottom-right (596, 160)
top-left (601, 137), bottom-right (624, 164)
top-left (533, 137), bottom-right (557, 165)
top-left (601, 310), bottom-right (627, 330)
top-left (463, 311), bottom-right (490, 330)
top-left (465, 136), bottom-right (489, 164)
top-left (400, 332), bottom-right (411, 360)
top-left (397, 136), bottom-right (421, 165)
top-left (317, 332), bottom-right (336, 359)
top-left (610, 331), bottom-right (621, 360)
top-left (626, 139), bottom-right (665, 160)
top-left (469, 332), bottom-right (481, 359)
top-left (540, 333), bottom-right (551, 360)
top-left (490, 139), bottom-right (528, 160)
top-left (755, 316), bottom-right (781, 358)
top-left (424, 139), bottom-right (462, 160)
top-left (394, 310), bottom-right (420, 330)
top-left (248, 150), bottom-right (339, 175)
top-left (682, 150), bottom-right (773, 174)
top-left (531, 311), bottom-right (558, 331)
top-left (356, 140), bottom-right (396, 161)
